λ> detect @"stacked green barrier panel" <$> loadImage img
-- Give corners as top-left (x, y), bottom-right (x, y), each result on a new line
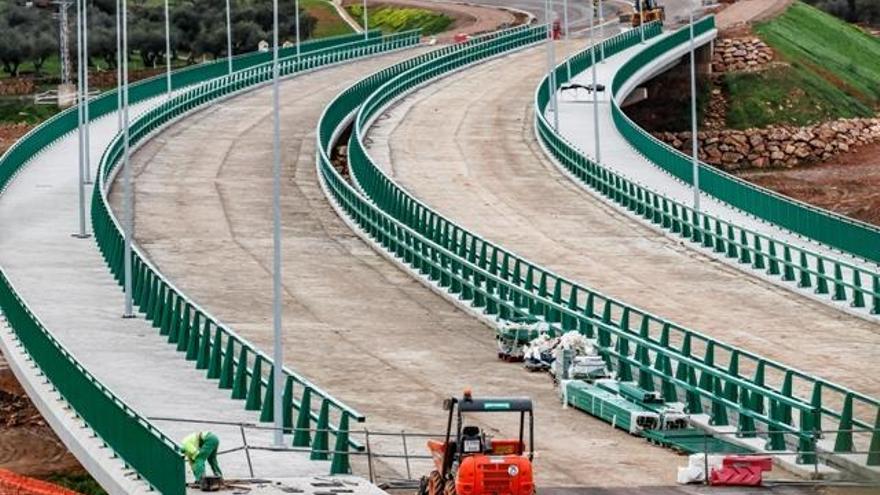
top-left (91, 31), bottom-right (422, 475)
top-left (609, 21), bottom-right (880, 265)
top-left (533, 18), bottom-right (880, 466)
top-left (312, 23), bottom-right (880, 469)
top-left (0, 270), bottom-right (185, 494)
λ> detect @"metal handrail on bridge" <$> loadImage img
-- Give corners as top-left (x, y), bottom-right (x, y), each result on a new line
top-left (311, 19), bottom-right (880, 476)
top-left (91, 30), bottom-right (423, 476)
top-left (533, 17), bottom-right (880, 469)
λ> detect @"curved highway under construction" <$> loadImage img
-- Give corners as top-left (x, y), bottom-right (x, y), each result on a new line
top-left (0, 1), bottom-right (878, 494)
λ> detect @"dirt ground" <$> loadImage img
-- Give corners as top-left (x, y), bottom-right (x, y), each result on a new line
top-left (715, 0), bottom-right (794, 31)
top-left (0, 353), bottom-right (85, 479)
top-left (737, 142), bottom-right (880, 227)
top-left (0, 123), bottom-right (32, 157)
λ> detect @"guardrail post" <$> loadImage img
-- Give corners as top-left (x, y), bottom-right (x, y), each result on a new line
top-left (244, 355), bottom-right (262, 410)
top-left (175, 304), bottom-right (191, 348)
top-left (833, 393), bottom-right (853, 452)
top-left (615, 335), bottom-right (633, 381)
top-left (206, 327), bottom-right (223, 378)
top-left (196, 320), bottom-right (211, 369)
top-left (159, 291), bottom-right (174, 335)
top-left (852, 271), bottom-right (865, 308)
top-left (737, 390), bottom-right (756, 437)
top-left (260, 368), bottom-right (275, 422)
top-left (767, 400), bottom-right (786, 451)
top-left (282, 376), bottom-right (294, 433)
top-left (832, 263), bottom-right (845, 300)
top-left (166, 296), bottom-right (181, 342)
top-left (329, 412), bottom-right (351, 475)
top-left (231, 346), bottom-right (248, 400)
top-left (798, 252), bottom-right (811, 288)
top-left (724, 351), bottom-right (739, 403)
top-left (780, 371), bottom-right (794, 426)
top-left (782, 246), bottom-right (795, 281)
top-left (219, 338), bottom-right (235, 389)
top-left (797, 408), bottom-right (817, 465)
top-left (152, 284), bottom-right (167, 327)
top-left (697, 342), bottom-right (714, 392)
top-left (752, 236), bottom-right (765, 270)
top-left (767, 241), bottom-right (780, 275)
top-left (293, 387), bottom-right (312, 447)
top-left (738, 231), bottom-right (751, 265)
top-left (711, 377), bottom-right (728, 426)
top-left (868, 409), bottom-right (880, 466)
top-left (872, 275), bottom-right (880, 314)
top-left (185, 312), bottom-right (201, 359)
top-left (815, 258), bottom-right (829, 294)
top-left (685, 367), bottom-right (702, 414)
top-left (311, 399), bottom-right (330, 460)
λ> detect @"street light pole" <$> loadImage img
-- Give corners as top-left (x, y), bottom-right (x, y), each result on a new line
top-left (122, 0), bottom-right (134, 318)
top-left (295, 0), bottom-right (301, 59)
top-left (116, 0), bottom-right (122, 130)
top-left (74, 0), bottom-right (87, 238)
top-left (82, 0), bottom-right (91, 184)
top-left (545, 0), bottom-right (559, 130)
top-left (639, 0), bottom-right (645, 43)
top-left (362, 0), bottom-right (368, 40)
top-left (226, 0), bottom-right (233, 74)
top-left (598, 0), bottom-right (605, 61)
top-left (562, 0), bottom-right (570, 81)
top-left (689, 4), bottom-right (700, 212)
top-left (271, 0), bottom-right (284, 448)
top-left (590, 0), bottom-right (600, 163)
top-left (164, 0), bottom-right (171, 97)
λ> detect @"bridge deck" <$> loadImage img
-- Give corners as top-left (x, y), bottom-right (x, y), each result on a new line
top-left (0, 96), bottom-right (329, 482)
top-left (112, 48), bottom-right (688, 487)
top-left (369, 44), bottom-right (880, 405)
top-left (554, 31), bottom-right (879, 287)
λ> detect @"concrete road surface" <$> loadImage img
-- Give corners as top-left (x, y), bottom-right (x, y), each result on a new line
top-left (369, 45), bottom-right (880, 409)
top-left (115, 49), bottom-right (689, 487)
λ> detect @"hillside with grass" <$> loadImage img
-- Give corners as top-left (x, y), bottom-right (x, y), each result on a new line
top-left (724, 1), bottom-right (880, 129)
top-left (347, 4), bottom-right (453, 36)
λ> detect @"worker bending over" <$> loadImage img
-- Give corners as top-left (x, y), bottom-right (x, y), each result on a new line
top-left (182, 431), bottom-right (223, 482)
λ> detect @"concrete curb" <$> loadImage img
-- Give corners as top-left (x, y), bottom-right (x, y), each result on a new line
top-left (0, 321), bottom-right (152, 495)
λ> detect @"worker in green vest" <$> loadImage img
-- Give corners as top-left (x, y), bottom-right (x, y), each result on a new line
top-left (181, 431), bottom-right (223, 482)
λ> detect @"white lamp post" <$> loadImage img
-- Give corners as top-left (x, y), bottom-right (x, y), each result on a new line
top-left (122, 0), bottom-right (133, 317)
top-left (164, 0), bottom-right (171, 96)
top-left (271, 0), bottom-right (284, 447)
top-left (590, 0), bottom-right (600, 163)
top-left (689, 2), bottom-right (700, 212)
top-left (226, 0), bottom-right (233, 74)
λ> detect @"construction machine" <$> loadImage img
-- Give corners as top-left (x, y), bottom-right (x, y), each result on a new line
top-left (632, 0), bottom-right (665, 27)
top-left (419, 391), bottom-right (535, 495)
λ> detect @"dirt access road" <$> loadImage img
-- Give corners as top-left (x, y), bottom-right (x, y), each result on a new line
top-left (113, 49), bottom-right (690, 487)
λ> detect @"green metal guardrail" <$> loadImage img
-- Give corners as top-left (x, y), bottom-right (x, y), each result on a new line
top-left (0, 31), bottom-right (400, 488)
top-left (602, 19), bottom-right (880, 315)
top-left (609, 20), bottom-right (880, 266)
top-left (0, 30), bottom-right (381, 196)
top-left (532, 19), bottom-right (880, 468)
top-left (0, 270), bottom-right (186, 495)
top-left (313, 23), bottom-right (880, 471)
top-left (92, 31), bottom-right (423, 476)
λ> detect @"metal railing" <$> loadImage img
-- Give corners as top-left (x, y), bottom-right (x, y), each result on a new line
top-left (609, 19), bottom-right (880, 266)
top-left (0, 30), bottom-right (417, 490)
top-left (313, 20), bottom-right (880, 474)
top-left (0, 269), bottom-right (186, 494)
top-left (91, 30), bottom-right (424, 476)
top-left (601, 17), bottom-right (880, 315)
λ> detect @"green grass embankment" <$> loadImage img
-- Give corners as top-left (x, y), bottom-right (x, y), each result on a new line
top-left (724, 1), bottom-right (880, 129)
